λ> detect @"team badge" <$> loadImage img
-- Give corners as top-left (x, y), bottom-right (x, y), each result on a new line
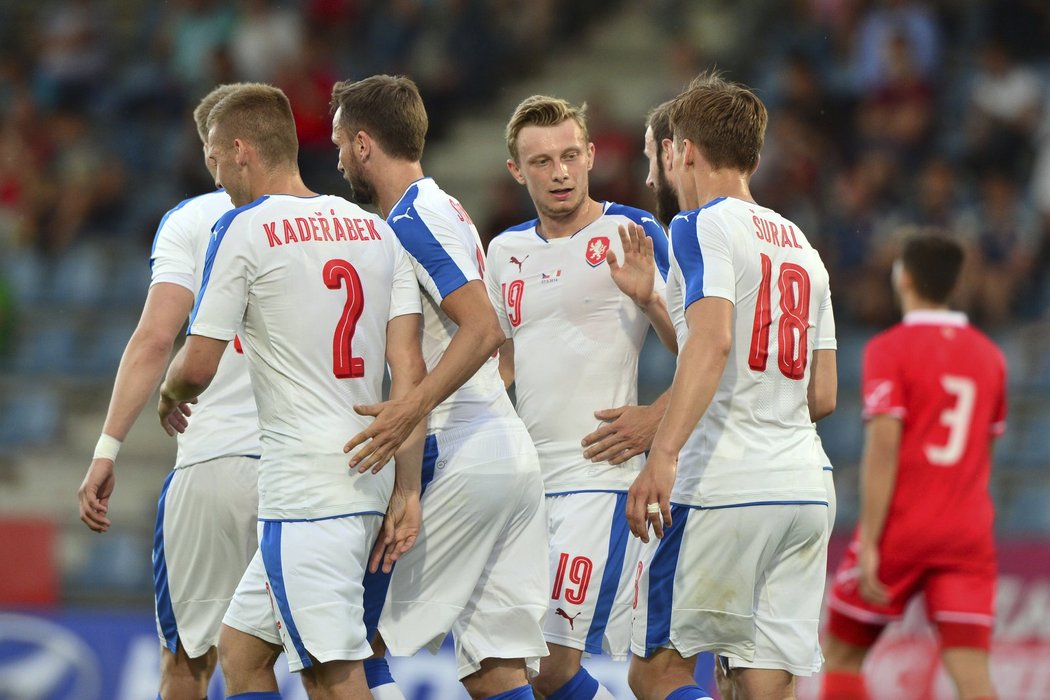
top-left (585, 236), bottom-right (610, 267)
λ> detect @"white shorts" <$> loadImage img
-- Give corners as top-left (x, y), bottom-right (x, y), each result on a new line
top-left (378, 423), bottom-right (550, 680)
top-left (544, 491), bottom-right (651, 660)
top-left (823, 467), bottom-right (836, 532)
top-left (153, 456), bottom-right (259, 658)
top-left (632, 503), bottom-right (828, 676)
top-left (223, 514), bottom-right (382, 672)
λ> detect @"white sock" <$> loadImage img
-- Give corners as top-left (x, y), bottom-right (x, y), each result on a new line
top-left (369, 682), bottom-right (406, 700)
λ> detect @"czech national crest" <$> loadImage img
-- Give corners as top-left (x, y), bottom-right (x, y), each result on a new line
top-left (585, 236), bottom-right (610, 267)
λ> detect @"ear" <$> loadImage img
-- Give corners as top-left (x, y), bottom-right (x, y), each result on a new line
top-left (232, 138), bottom-right (249, 168)
top-left (750, 153), bottom-right (761, 177)
top-left (355, 130), bottom-right (372, 161)
top-left (660, 138), bottom-right (673, 172)
top-left (507, 158), bottom-right (526, 185)
top-left (681, 138), bottom-right (699, 169)
top-left (585, 141), bottom-right (595, 171)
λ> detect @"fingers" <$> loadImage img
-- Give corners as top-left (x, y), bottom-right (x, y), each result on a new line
top-left (608, 444), bottom-right (644, 465)
top-left (581, 422), bottom-right (615, 449)
top-left (78, 490), bottom-right (110, 532)
top-left (343, 427), bottom-right (373, 457)
top-left (593, 406), bottom-right (627, 422)
top-left (353, 403), bottom-right (381, 417)
top-left (369, 514), bottom-right (396, 573)
top-left (606, 248), bottom-right (619, 272)
top-left (626, 488), bottom-right (649, 543)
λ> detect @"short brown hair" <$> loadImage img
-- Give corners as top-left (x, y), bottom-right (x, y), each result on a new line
top-left (668, 71), bottom-right (767, 172)
top-left (330, 75), bottom-right (427, 161)
top-left (193, 83), bottom-right (251, 143)
top-left (206, 84), bottom-right (299, 169)
top-left (505, 95), bottom-right (589, 163)
top-left (646, 99), bottom-right (674, 160)
top-left (900, 231), bottom-right (965, 303)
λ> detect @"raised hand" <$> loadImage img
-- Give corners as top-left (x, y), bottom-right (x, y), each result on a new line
top-left (607, 222), bottom-right (657, 308)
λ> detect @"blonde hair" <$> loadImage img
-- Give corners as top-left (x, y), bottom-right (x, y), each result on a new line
top-left (192, 83), bottom-right (252, 143)
top-left (505, 95), bottom-right (589, 163)
top-left (669, 71), bottom-right (767, 172)
top-left (206, 84), bottom-right (299, 169)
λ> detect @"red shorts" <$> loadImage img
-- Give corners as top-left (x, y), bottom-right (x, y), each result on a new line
top-left (825, 541), bottom-right (996, 650)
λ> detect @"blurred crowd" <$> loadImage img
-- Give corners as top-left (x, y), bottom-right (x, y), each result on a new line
top-left (1, 0), bottom-right (1049, 355)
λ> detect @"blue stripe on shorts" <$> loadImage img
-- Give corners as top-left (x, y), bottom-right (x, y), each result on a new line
top-left (152, 469), bottom-right (178, 654)
top-left (644, 504), bottom-right (690, 656)
top-left (260, 521), bottom-right (313, 669)
top-left (585, 492), bottom-right (631, 654)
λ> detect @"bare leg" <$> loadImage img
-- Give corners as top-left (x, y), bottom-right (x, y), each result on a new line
top-left (941, 647), bottom-right (995, 700)
top-left (532, 643), bottom-right (584, 697)
top-left (159, 643), bottom-right (217, 700)
top-left (218, 624), bottom-right (282, 695)
top-left (461, 658), bottom-right (530, 700)
top-left (300, 658), bottom-right (372, 700)
top-left (731, 668), bottom-right (794, 700)
top-left (627, 647), bottom-right (699, 700)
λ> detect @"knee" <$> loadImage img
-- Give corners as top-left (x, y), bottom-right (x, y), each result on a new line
top-left (532, 662), bottom-right (575, 697)
top-left (628, 662), bottom-right (655, 700)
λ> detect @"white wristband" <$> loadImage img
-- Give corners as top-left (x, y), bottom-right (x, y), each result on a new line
top-left (93, 434), bottom-right (122, 462)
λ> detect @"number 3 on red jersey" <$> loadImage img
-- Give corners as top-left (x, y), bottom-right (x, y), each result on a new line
top-left (323, 258), bottom-right (365, 378)
top-left (748, 253), bottom-right (811, 380)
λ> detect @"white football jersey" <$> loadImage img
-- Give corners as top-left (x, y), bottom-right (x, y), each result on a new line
top-left (149, 189), bottom-right (260, 469)
top-left (188, 194), bottom-right (422, 520)
top-left (486, 202), bottom-right (669, 494)
top-left (386, 178), bottom-right (517, 436)
top-left (665, 196), bottom-right (836, 507)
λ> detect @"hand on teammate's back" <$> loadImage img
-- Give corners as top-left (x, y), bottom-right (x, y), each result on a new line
top-left (344, 398), bottom-right (424, 473)
top-left (607, 222), bottom-right (658, 308)
top-left (157, 394), bottom-right (197, 436)
top-left (582, 404), bottom-right (660, 464)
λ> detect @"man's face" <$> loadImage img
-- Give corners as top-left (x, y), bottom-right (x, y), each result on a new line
top-left (644, 125), bottom-right (680, 227)
top-left (332, 108), bottom-right (376, 206)
top-left (206, 127), bottom-right (250, 207)
top-left (509, 119), bottom-right (594, 222)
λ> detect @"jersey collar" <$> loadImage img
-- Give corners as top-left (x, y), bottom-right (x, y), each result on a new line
top-left (902, 309), bottom-right (968, 327)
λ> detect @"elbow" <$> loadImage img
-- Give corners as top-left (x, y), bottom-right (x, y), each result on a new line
top-left (478, 317), bottom-right (506, 358)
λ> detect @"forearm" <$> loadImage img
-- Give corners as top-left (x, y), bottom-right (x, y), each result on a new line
top-left (642, 296), bottom-right (678, 354)
top-left (413, 322), bottom-right (502, 416)
top-left (102, 333), bottom-right (175, 440)
top-left (159, 345), bottom-right (210, 401)
top-left (858, 425), bottom-right (900, 549)
top-left (649, 334), bottom-right (728, 459)
top-left (389, 350), bottom-right (426, 493)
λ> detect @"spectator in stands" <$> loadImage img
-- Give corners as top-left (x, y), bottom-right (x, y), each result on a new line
top-left (966, 40), bottom-right (1044, 178)
top-left (229, 0), bottom-right (303, 83)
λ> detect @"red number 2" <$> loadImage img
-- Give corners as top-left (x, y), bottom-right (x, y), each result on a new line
top-left (748, 253), bottom-right (811, 380)
top-left (322, 259), bottom-right (365, 378)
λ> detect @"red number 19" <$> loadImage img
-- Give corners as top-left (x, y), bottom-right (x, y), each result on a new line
top-left (323, 259), bottom-right (365, 378)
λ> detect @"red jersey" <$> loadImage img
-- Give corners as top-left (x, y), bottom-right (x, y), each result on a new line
top-left (859, 310), bottom-right (1006, 564)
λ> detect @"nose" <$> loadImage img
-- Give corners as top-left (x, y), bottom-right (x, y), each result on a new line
top-left (646, 172), bottom-right (655, 191)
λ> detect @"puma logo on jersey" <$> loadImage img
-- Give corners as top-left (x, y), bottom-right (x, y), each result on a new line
top-left (510, 255), bottom-right (529, 272)
top-left (640, 216), bottom-right (656, 226)
top-left (391, 211), bottom-right (414, 224)
top-left (555, 607), bottom-right (581, 629)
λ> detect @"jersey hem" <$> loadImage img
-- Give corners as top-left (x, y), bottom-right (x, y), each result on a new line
top-left (257, 509), bottom-right (384, 523)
